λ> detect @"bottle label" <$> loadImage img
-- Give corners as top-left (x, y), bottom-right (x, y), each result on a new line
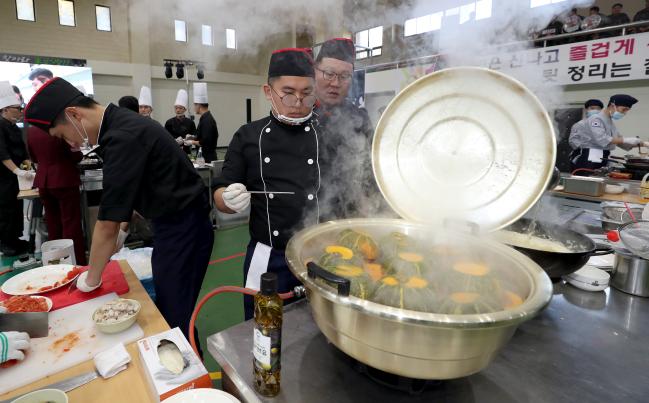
top-left (253, 326), bottom-right (280, 371)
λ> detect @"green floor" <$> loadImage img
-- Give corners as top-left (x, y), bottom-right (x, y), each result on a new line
top-left (196, 224), bottom-right (249, 378)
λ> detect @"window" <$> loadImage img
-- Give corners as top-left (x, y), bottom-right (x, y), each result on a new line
top-left (355, 26), bottom-right (382, 59)
top-left (226, 28), bottom-right (236, 49)
top-left (175, 20), bottom-right (187, 42)
top-left (16, 0), bottom-right (35, 21)
top-left (404, 12), bottom-right (442, 36)
top-left (95, 5), bottom-right (111, 31)
top-left (530, 0), bottom-right (566, 7)
top-left (202, 25), bottom-right (213, 46)
top-left (404, 1), bottom-right (492, 36)
top-left (58, 0), bottom-right (75, 27)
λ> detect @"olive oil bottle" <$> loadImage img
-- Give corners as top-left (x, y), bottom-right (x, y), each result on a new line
top-left (253, 272), bottom-right (283, 397)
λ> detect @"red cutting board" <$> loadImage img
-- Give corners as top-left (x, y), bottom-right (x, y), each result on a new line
top-left (0, 261), bottom-right (129, 310)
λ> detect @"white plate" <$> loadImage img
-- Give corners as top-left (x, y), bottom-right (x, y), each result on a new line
top-left (372, 67), bottom-right (556, 230)
top-left (1, 265), bottom-right (80, 296)
top-left (163, 388), bottom-right (240, 403)
top-left (1, 296), bottom-right (53, 312)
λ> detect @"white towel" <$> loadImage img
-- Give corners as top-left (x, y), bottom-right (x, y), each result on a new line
top-left (94, 343), bottom-right (131, 378)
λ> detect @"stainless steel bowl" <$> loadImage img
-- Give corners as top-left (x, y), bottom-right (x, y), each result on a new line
top-left (285, 218), bottom-right (553, 380)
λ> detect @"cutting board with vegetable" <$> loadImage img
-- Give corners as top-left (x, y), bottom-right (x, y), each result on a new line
top-left (0, 293), bottom-right (144, 395)
top-left (0, 261), bottom-right (129, 310)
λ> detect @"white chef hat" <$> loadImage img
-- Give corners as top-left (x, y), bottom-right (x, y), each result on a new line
top-left (0, 81), bottom-right (20, 109)
top-left (193, 83), bottom-right (208, 104)
top-left (138, 86), bottom-right (153, 107)
top-left (174, 89), bottom-right (188, 108)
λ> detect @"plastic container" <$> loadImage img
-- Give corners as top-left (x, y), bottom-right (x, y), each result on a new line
top-left (565, 266), bottom-right (610, 292)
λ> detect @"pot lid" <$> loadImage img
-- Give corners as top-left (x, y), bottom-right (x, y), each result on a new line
top-left (372, 67), bottom-right (556, 231)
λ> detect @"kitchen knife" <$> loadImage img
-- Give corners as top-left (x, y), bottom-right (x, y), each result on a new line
top-left (0, 312), bottom-right (49, 338)
top-left (0, 371), bottom-right (98, 403)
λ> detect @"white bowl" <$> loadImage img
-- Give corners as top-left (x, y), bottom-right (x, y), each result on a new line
top-left (565, 266), bottom-right (610, 292)
top-left (604, 184), bottom-right (625, 194)
top-left (92, 298), bottom-right (141, 334)
top-left (11, 389), bottom-right (68, 403)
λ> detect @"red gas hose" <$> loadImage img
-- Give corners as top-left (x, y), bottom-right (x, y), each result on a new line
top-left (189, 286), bottom-right (296, 356)
top-left (570, 168), bottom-right (596, 176)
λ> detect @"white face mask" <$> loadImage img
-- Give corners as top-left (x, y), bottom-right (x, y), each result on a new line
top-left (66, 112), bottom-right (97, 155)
top-left (269, 92), bottom-right (313, 126)
top-left (586, 110), bottom-right (600, 118)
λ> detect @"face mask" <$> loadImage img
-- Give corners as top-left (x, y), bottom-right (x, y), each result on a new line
top-left (586, 110), bottom-right (600, 118)
top-left (269, 94), bottom-right (313, 126)
top-left (612, 111), bottom-right (625, 121)
top-left (66, 112), bottom-right (96, 154)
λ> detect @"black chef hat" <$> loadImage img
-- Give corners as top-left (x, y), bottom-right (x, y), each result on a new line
top-left (316, 38), bottom-right (355, 64)
top-left (24, 77), bottom-right (84, 131)
top-left (584, 99), bottom-right (603, 109)
top-left (609, 94), bottom-right (638, 108)
top-left (28, 68), bottom-right (54, 81)
top-left (268, 48), bottom-right (315, 78)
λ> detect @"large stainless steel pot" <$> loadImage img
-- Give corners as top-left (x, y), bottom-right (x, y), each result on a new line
top-left (285, 218), bottom-right (553, 380)
top-left (611, 250), bottom-right (649, 297)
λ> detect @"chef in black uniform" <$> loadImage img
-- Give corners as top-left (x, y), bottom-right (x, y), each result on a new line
top-left (0, 81), bottom-right (34, 256)
top-left (187, 83), bottom-right (218, 162)
top-left (24, 78), bottom-right (213, 339)
top-left (213, 48), bottom-right (319, 319)
top-left (314, 38), bottom-right (386, 220)
top-left (165, 89), bottom-right (196, 154)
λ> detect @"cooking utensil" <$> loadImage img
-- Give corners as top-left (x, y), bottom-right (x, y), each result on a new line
top-left (286, 218), bottom-right (553, 380)
top-left (618, 220), bottom-right (649, 260)
top-left (563, 176), bottom-right (605, 196)
top-left (0, 371), bottom-right (98, 403)
top-left (601, 202), bottom-right (643, 222)
top-left (1, 265), bottom-right (79, 296)
top-left (5, 389), bottom-right (68, 403)
top-left (244, 191), bottom-right (295, 195)
top-left (0, 312), bottom-right (48, 337)
top-left (623, 202), bottom-right (637, 221)
top-left (500, 218), bottom-right (613, 279)
top-left (611, 250), bottom-right (649, 297)
top-left (372, 67), bottom-right (556, 229)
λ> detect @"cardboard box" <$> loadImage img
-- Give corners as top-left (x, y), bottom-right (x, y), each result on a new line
top-left (137, 327), bottom-right (212, 402)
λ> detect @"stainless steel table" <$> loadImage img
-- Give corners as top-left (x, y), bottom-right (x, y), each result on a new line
top-left (208, 284), bottom-right (649, 403)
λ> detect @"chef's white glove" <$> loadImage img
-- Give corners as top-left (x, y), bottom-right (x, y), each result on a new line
top-left (622, 137), bottom-right (643, 146)
top-left (12, 168), bottom-right (35, 179)
top-left (0, 331), bottom-right (30, 364)
top-left (115, 229), bottom-right (129, 250)
top-left (175, 136), bottom-right (184, 145)
top-left (76, 270), bottom-right (102, 293)
top-left (222, 183), bottom-right (250, 213)
top-left (183, 140), bottom-right (194, 147)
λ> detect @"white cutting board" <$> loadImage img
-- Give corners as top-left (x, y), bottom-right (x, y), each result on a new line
top-left (0, 293), bottom-right (144, 395)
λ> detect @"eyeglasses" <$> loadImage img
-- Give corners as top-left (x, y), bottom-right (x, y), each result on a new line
top-left (6, 106), bottom-right (23, 112)
top-left (316, 68), bottom-right (352, 83)
top-left (270, 85), bottom-right (317, 108)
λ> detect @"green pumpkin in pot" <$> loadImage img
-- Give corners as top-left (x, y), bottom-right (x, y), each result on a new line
top-left (337, 229), bottom-right (380, 261)
top-left (372, 275), bottom-right (438, 312)
top-left (384, 252), bottom-right (428, 280)
top-left (329, 264), bottom-right (374, 299)
top-left (318, 245), bottom-right (364, 269)
top-left (377, 231), bottom-right (419, 260)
